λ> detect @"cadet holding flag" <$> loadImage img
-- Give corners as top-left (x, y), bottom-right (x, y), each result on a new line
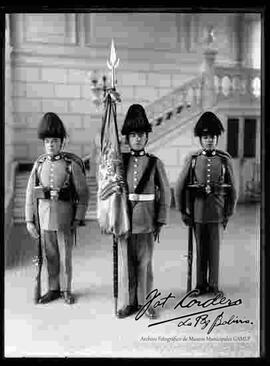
top-left (175, 111), bottom-right (237, 297)
top-left (25, 112), bottom-right (89, 305)
top-left (116, 104), bottom-right (171, 319)
top-left (96, 41), bottom-right (170, 319)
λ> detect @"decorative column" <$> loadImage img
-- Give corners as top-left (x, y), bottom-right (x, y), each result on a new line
top-left (176, 13), bottom-right (192, 52)
top-left (234, 13), bottom-right (244, 66)
top-left (5, 14), bottom-right (16, 243)
top-left (5, 14), bottom-right (15, 205)
top-left (201, 26), bottom-right (218, 110)
top-left (190, 14), bottom-right (200, 52)
top-left (241, 14), bottom-right (258, 68)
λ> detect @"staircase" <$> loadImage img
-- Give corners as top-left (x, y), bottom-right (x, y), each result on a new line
top-left (13, 171), bottom-right (30, 223)
top-left (12, 64), bottom-right (261, 223)
top-left (13, 170), bottom-right (98, 224)
top-left (145, 65), bottom-right (260, 150)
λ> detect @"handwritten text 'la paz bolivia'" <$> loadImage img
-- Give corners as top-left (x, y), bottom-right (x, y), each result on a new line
top-left (135, 289), bottom-right (253, 334)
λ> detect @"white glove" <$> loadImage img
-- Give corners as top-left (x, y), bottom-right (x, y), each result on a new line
top-left (26, 222), bottom-right (39, 239)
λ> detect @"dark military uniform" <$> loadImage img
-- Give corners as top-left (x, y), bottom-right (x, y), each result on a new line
top-left (175, 111), bottom-right (237, 294)
top-left (175, 149), bottom-right (237, 292)
top-left (119, 150), bottom-right (170, 308)
top-left (117, 104), bottom-right (170, 318)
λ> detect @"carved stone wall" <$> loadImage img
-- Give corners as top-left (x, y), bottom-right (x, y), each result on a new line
top-left (8, 12), bottom-right (259, 164)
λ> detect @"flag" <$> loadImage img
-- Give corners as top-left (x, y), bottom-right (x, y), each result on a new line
top-left (97, 91), bottom-right (130, 238)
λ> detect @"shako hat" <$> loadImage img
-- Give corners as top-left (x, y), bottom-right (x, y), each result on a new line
top-left (121, 104), bottom-right (152, 135)
top-left (38, 112), bottom-right (67, 140)
top-left (194, 111), bottom-right (224, 137)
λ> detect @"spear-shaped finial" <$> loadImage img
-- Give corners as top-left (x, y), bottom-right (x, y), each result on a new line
top-left (107, 39), bottom-right (120, 89)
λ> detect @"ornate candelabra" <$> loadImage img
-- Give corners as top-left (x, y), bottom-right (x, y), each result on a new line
top-left (89, 70), bottom-right (108, 107)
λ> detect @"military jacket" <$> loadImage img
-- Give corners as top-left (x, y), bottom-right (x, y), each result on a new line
top-left (175, 149), bottom-right (237, 223)
top-left (123, 151), bottom-right (170, 234)
top-left (25, 152), bottom-right (89, 231)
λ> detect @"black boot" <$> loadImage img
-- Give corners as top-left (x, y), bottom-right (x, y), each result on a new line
top-left (189, 284), bottom-right (208, 297)
top-left (39, 290), bottom-right (61, 304)
top-left (144, 306), bottom-right (158, 319)
top-left (208, 286), bottom-right (224, 296)
top-left (117, 305), bottom-right (138, 318)
top-left (63, 291), bottom-right (75, 304)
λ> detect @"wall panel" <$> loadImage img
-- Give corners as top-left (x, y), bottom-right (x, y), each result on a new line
top-left (23, 13), bottom-right (77, 45)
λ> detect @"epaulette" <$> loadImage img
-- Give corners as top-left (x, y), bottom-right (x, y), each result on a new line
top-left (146, 152), bottom-right (159, 161)
top-left (62, 152), bottom-right (85, 174)
top-left (216, 149), bottom-right (232, 159)
top-left (34, 154), bottom-right (47, 186)
top-left (36, 154), bottom-right (47, 164)
top-left (189, 150), bottom-right (201, 158)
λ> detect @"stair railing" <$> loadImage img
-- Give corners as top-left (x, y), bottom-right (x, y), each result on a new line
top-left (145, 75), bottom-right (203, 130)
top-left (214, 65), bottom-right (261, 102)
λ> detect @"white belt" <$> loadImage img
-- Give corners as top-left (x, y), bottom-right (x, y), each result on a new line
top-left (128, 193), bottom-right (155, 201)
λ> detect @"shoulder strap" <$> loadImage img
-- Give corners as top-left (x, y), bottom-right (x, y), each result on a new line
top-left (122, 153), bottom-right (131, 178)
top-left (188, 154), bottom-right (198, 185)
top-left (219, 155), bottom-right (229, 184)
top-left (34, 155), bottom-right (46, 186)
top-left (135, 155), bottom-right (157, 194)
top-left (62, 159), bottom-right (73, 188)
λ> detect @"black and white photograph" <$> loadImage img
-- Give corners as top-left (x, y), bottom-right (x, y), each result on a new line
top-left (4, 10), bottom-right (263, 358)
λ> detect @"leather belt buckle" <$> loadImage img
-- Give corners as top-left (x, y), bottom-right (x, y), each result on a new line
top-left (205, 185), bottom-right (211, 194)
top-left (50, 189), bottom-right (59, 201)
top-left (128, 193), bottom-right (155, 201)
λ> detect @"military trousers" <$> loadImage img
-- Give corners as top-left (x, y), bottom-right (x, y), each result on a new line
top-left (119, 233), bottom-right (154, 307)
top-left (41, 230), bottom-right (73, 292)
top-left (193, 223), bottom-right (223, 289)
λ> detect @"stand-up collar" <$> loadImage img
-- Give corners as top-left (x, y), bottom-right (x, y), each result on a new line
top-left (47, 153), bottom-right (62, 161)
top-left (201, 149), bottom-right (216, 157)
top-left (130, 149), bottom-right (146, 157)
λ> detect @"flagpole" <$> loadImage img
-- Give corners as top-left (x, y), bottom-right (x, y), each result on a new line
top-left (94, 39), bottom-right (127, 318)
top-left (107, 39), bottom-right (120, 316)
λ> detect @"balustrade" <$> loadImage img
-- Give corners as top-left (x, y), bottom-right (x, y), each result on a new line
top-left (144, 76), bottom-right (203, 129)
top-left (144, 63), bottom-right (260, 141)
top-left (214, 65), bottom-right (261, 100)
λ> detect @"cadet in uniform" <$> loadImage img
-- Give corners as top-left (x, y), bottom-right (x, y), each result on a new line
top-left (175, 111), bottom-right (237, 296)
top-left (25, 112), bottom-right (89, 304)
top-left (117, 104), bottom-right (171, 319)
